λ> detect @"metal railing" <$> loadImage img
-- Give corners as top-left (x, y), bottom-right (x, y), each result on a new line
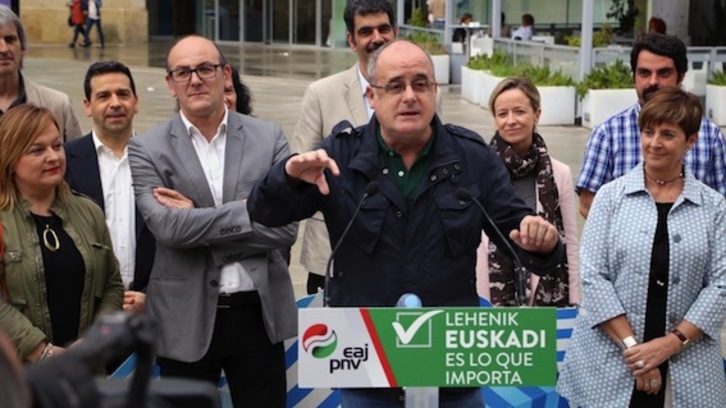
top-left (401, 20), bottom-right (726, 87)
top-left (488, 38), bottom-right (726, 82)
top-left (492, 38), bottom-right (580, 78)
top-left (398, 24), bottom-right (446, 44)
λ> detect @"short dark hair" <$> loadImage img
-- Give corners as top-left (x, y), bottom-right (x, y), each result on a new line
top-left (344, 0), bottom-right (396, 36)
top-left (522, 14), bottom-right (534, 26)
top-left (639, 87), bottom-right (702, 138)
top-left (630, 34), bottom-right (688, 81)
top-left (229, 67), bottom-right (253, 115)
top-left (83, 61), bottom-right (137, 100)
top-left (648, 17), bottom-right (667, 34)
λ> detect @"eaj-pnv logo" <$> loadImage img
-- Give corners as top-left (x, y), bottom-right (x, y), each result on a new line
top-left (302, 324), bottom-right (338, 359)
top-left (302, 323), bottom-right (369, 373)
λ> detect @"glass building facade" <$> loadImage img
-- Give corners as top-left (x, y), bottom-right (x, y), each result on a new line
top-left (148, 0), bottom-right (705, 49)
top-left (162, 0), bottom-right (341, 47)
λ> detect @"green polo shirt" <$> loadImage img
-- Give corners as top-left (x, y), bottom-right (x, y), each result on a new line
top-left (377, 128), bottom-right (436, 205)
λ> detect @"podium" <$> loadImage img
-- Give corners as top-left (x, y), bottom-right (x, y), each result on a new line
top-left (298, 305), bottom-right (557, 390)
top-left (109, 295), bottom-right (726, 407)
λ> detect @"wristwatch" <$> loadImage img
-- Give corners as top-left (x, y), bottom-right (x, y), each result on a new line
top-left (621, 335), bottom-right (637, 350)
top-left (671, 328), bottom-right (690, 349)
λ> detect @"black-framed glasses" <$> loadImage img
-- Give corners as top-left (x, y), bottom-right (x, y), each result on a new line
top-left (370, 78), bottom-right (436, 95)
top-left (168, 64), bottom-right (223, 83)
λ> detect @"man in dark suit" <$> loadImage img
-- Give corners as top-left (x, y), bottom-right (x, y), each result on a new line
top-left (65, 60), bottom-right (152, 314)
top-left (128, 36), bottom-right (297, 407)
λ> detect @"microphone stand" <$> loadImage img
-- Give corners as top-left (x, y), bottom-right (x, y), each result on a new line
top-left (455, 188), bottom-right (529, 306)
top-left (323, 181), bottom-right (380, 307)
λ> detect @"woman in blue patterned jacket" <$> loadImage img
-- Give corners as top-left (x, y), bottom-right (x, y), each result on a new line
top-left (557, 87), bottom-right (726, 406)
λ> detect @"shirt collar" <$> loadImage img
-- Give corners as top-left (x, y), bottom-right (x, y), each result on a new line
top-left (356, 63), bottom-right (370, 97)
top-left (376, 126), bottom-right (436, 159)
top-left (623, 162), bottom-right (703, 207)
top-left (179, 108), bottom-right (229, 139)
top-left (92, 130), bottom-right (134, 156)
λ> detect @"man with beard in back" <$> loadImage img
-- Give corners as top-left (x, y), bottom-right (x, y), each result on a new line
top-left (290, 0), bottom-right (399, 295)
top-left (576, 34), bottom-right (726, 218)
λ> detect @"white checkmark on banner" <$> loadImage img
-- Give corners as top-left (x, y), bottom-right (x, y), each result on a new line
top-left (391, 310), bottom-right (444, 345)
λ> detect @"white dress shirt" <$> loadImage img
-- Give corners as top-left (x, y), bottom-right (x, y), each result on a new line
top-left (511, 25), bottom-right (533, 41)
top-left (179, 109), bottom-right (255, 294)
top-left (93, 131), bottom-right (136, 289)
top-left (356, 64), bottom-right (374, 119)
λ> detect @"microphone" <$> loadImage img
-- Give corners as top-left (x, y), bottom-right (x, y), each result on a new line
top-left (455, 188), bottom-right (529, 306)
top-left (323, 181), bottom-right (380, 307)
top-left (396, 293), bottom-right (422, 308)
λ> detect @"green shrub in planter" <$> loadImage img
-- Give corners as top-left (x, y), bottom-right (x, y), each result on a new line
top-left (488, 63), bottom-right (515, 78)
top-left (466, 51), bottom-right (574, 86)
top-left (518, 65), bottom-right (575, 86)
top-left (405, 32), bottom-right (447, 55)
top-left (466, 50), bottom-right (510, 70)
top-left (576, 59), bottom-right (633, 99)
top-left (466, 54), bottom-right (488, 70)
top-left (566, 26), bottom-right (613, 47)
top-left (709, 71), bottom-right (726, 86)
top-left (482, 61), bottom-right (574, 87)
top-left (408, 7), bottom-right (428, 28)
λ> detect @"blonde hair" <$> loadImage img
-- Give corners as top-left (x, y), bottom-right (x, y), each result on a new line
top-left (0, 104), bottom-right (67, 211)
top-left (489, 76), bottom-right (541, 113)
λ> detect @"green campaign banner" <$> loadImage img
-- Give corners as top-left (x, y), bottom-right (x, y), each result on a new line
top-left (298, 307), bottom-right (557, 388)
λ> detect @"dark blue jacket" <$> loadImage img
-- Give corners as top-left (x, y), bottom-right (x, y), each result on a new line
top-left (248, 115), bottom-right (563, 307)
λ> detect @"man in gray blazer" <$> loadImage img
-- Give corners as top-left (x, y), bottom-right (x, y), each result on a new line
top-left (291, 0), bottom-right (398, 294)
top-left (128, 35), bottom-right (297, 407)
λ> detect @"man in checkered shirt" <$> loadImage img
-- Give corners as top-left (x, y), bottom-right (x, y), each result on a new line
top-left (577, 34), bottom-right (726, 218)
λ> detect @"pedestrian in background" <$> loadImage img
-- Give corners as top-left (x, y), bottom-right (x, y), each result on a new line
top-left (86, 0), bottom-right (104, 48)
top-left (68, 0), bottom-right (90, 48)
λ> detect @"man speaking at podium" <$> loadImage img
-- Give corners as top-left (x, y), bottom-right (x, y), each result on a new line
top-left (248, 40), bottom-right (563, 407)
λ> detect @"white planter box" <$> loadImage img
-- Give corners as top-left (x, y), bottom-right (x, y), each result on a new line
top-left (471, 70), bottom-right (487, 106)
top-left (431, 55), bottom-right (450, 85)
top-left (538, 86), bottom-right (576, 125)
top-left (460, 65), bottom-right (477, 103)
top-left (461, 66), bottom-right (487, 104)
top-left (706, 84), bottom-right (726, 126)
top-left (582, 88), bottom-right (636, 129)
top-left (683, 63), bottom-right (707, 97)
top-left (478, 71), bottom-right (504, 110)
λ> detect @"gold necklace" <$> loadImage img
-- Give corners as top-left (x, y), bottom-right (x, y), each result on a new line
top-left (42, 224), bottom-right (60, 252)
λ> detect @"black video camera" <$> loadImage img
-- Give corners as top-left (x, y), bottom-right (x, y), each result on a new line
top-left (25, 312), bottom-right (219, 408)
